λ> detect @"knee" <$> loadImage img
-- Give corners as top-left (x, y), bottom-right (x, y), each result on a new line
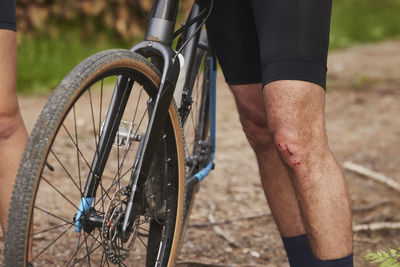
top-left (239, 116), bottom-right (275, 154)
top-left (0, 109), bottom-right (22, 141)
top-left (273, 132), bottom-right (304, 169)
top-left (272, 129), bottom-right (327, 171)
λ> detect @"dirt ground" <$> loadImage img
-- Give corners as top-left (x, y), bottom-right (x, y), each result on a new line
top-left (1, 40), bottom-right (400, 266)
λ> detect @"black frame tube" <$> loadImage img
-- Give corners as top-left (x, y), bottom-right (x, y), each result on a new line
top-left (145, 0), bottom-right (179, 45)
top-left (83, 76), bottom-right (134, 197)
top-left (149, 0), bottom-right (179, 21)
top-left (182, 1), bottom-right (204, 91)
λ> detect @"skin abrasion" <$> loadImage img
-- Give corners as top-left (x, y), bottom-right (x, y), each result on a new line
top-left (277, 143), bottom-right (296, 156)
top-left (277, 143), bottom-right (301, 167)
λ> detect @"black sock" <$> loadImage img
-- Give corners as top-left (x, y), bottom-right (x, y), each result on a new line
top-left (282, 234), bottom-right (315, 267)
top-left (282, 234), bottom-right (354, 267)
top-left (314, 254), bottom-right (354, 267)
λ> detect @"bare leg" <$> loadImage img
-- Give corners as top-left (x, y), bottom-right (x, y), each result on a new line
top-left (229, 84), bottom-right (305, 237)
top-left (263, 80), bottom-right (353, 260)
top-left (0, 30), bottom-right (29, 235)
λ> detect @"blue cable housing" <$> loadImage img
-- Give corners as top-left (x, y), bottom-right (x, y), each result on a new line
top-left (194, 56), bottom-right (216, 182)
top-left (74, 197), bottom-right (94, 232)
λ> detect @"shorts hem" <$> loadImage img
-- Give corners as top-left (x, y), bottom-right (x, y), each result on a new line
top-left (227, 80), bottom-right (261, 85)
top-left (0, 22), bottom-right (17, 31)
top-left (262, 77), bottom-right (326, 91)
top-left (261, 59), bottom-right (327, 90)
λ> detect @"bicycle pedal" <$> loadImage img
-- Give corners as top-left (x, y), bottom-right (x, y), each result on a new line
top-left (101, 120), bottom-right (140, 149)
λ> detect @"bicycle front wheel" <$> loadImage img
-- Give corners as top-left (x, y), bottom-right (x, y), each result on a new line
top-left (5, 49), bottom-right (185, 267)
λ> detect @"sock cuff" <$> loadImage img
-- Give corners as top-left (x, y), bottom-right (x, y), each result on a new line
top-left (282, 234), bottom-right (354, 267)
top-left (314, 253), bottom-right (354, 267)
top-left (282, 234), bottom-right (308, 242)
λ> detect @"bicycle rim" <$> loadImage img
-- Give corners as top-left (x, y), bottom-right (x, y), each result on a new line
top-left (5, 50), bottom-right (185, 267)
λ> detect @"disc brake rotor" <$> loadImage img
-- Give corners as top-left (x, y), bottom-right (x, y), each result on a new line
top-left (101, 188), bottom-right (138, 264)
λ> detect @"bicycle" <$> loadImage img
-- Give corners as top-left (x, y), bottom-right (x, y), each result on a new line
top-left (5, 0), bottom-right (216, 266)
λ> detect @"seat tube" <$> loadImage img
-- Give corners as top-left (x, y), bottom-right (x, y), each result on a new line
top-left (145, 0), bottom-right (179, 45)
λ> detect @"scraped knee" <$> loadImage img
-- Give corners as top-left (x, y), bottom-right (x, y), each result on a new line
top-left (274, 132), bottom-right (305, 169)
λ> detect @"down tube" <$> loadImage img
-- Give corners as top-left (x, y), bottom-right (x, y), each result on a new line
top-left (194, 56), bottom-right (216, 182)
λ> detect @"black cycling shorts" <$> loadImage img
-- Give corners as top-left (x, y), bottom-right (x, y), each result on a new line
top-left (0, 0), bottom-right (16, 31)
top-left (206, 0), bottom-right (332, 89)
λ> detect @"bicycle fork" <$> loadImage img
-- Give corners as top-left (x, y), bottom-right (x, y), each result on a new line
top-left (74, 41), bottom-right (180, 238)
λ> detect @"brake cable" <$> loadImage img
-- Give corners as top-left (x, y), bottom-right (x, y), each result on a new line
top-left (134, 0), bottom-right (149, 23)
top-left (174, 0), bottom-right (214, 57)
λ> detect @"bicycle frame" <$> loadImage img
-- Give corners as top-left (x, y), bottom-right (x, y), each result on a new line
top-left (145, 0), bottom-right (179, 45)
top-left (75, 0), bottom-right (216, 241)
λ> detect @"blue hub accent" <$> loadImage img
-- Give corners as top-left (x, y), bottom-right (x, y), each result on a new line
top-left (194, 56), bottom-right (216, 182)
top-left (74, 197), bottom-right (94, 232)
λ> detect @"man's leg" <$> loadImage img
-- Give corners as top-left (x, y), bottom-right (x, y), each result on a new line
top-left (230, 83), bottom-right (320, 266)
top-left (229, 83), bottom-right (306, 237)
top-left (263, 80), bottom-right (353, 260)
top-left (0, 29), bottom-right (29, 235)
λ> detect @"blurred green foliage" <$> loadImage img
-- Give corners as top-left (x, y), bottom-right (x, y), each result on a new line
top-left (330, 0), bottom-right (400, 48)
top-left (18, 28), bottom-right (129, 94)
top-left (17, 0), bottom-right (400, 93)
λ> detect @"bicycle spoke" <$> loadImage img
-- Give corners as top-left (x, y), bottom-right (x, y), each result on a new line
top-left (65, 232), bottom-right (82, 266)
top-left (41, 175), bottom-right (79, 210)
top-left (137, 234), bottom-right (148, 249)
top-left (132, 104), bottom-right (149, 139)
top-left (93, 133), bottom-right (140, 207)
top-left (138, 226), bottom-right (150, 232)
top-left (132, 86), bottom-right (144, 125)
top-left (99, 79), bottom-right (104, 144)
top-left (82, 243), bottom-right (103, 265)
top-left (73, 106), bottom-right (83, 191)
top-left (74, 232), bottom-right (102, 266)
top-left (96, 179), bottom-right (109, 214)
top-left (82, 232), bottom-right (92, 267)
top-left (34, 205), bottom-right (74, 226)
top-left (98, 179), bottom-right (112, 201)
top-left (88, 87), bottom-right (99, 147)
top-left (93, 164), bottom-right (133, 208)
top-left (100, 250), bottom-right (111, 267)
top-left (31, 222), bottom-right (70, 237)
top-left (50, 150), bottom-right (82, 193)
top-left (88, 231), bottom-right (101, 251)
top-left (84, 229), bottom-right (103, 246)
top-left (32, 224), bottom-right (74, 262)
top-left (62, 124), bottom-right (92, 170)
top-left (117, 128), bottom-right (121, 190)
top-left (145, 187), bottom-right (162, 200)
top-left (67, 230), bottom-right (102, 266)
